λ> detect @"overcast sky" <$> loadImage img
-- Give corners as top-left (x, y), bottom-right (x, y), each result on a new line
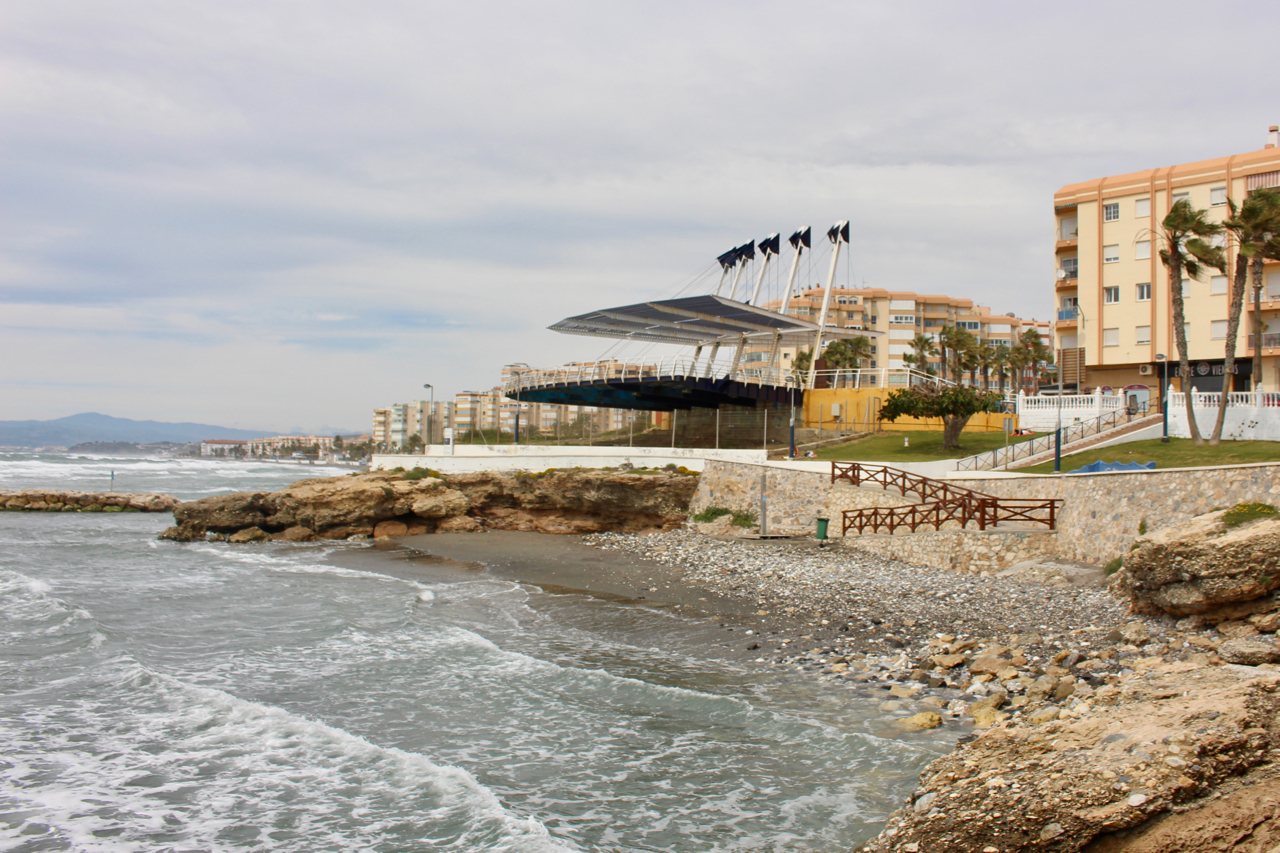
top-left (3, 0), bottom-right (1278, 433)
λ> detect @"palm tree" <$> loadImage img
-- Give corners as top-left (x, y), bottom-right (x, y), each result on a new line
top-left (1016, 328), bottom-right (1052, 393)
top-left (941, 327), bottom-right (977, 383)
top-left (791, 347), bottom-right (813, 381)
top-left (904, 334), bottom-right (938, 375)
top-left (823, 337), bottom-right (874, 385)
top-left (937, 326), bottom-right (966, 383)
top-left (1158, 198), bottom-right (1227, 445)
top-left (1212, 189), bottom-right (1280, 444)
top-left (993, 344), bottom-right (1012, 393)
top-left (977, 345), bottom-right (996, 390)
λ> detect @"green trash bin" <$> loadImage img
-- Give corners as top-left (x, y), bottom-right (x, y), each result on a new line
top-left (815, 517), bottom-right (829, 540)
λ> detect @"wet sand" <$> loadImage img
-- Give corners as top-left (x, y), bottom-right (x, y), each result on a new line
top-left (326, 530), bottom-right (790, 664)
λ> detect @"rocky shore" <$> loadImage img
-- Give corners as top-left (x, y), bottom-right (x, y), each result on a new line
top-left (1, 489), bottom-right (178, 513)
top-left (159, 468), bottom-right (696, 542)
top-left (581, 510), bottom-right (1280, 852)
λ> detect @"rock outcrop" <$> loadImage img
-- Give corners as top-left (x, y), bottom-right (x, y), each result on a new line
top-left (159, 469), bottom-right (696, 542)
top-left (1117, 510), bottom-right (1280, 625)
top-left (863, 662), bottom-right (1280, 853)
top-left (1, 490), bottom-right (179, 513)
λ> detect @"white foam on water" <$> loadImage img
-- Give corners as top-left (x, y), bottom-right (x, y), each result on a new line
top-left (0, 660), bottom-right (579, 853)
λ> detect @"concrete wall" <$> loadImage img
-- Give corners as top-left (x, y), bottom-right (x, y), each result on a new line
top-left (372, 445), bottom-right (766, 474)
top-left (695, 458), bottom-right (1280, 566)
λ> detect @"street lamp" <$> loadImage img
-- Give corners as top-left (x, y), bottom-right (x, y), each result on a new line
top-left (1155, 354), bottom-right (1169, 443)
top-left (423, 384), bottom-right (433, 449)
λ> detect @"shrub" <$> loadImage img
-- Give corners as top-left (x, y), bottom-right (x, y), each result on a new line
top-left (729, 510), bottom-right (757, 528)
top-left (664, 463), bottom-right (678, 472)
top-left (1103, 557), bottom-right (1123, 575)
top-left (693, 507), bottom-right (731, 523)
top-left (1223, 502), bottom-right (1278, 528)
top-left (403, 467), bottom-right (443, 481)
top-left (1137, 518), bottom-right (1148, 535)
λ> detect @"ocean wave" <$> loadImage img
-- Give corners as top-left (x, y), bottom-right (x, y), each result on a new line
top-left (0, 659), bottom-right (578, 852)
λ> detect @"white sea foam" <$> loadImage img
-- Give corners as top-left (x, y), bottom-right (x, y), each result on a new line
top-left (0, 661), bottom-right (578, 852)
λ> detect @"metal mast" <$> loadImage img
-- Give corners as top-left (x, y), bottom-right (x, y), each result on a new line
top-left (806, 220), bottom-right (850, 391)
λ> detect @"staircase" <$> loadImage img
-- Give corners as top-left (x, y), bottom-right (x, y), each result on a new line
top-left (1005, 413), bottom-right (1161, 470)
top-left (830, 462), bottom-right (1061, 535)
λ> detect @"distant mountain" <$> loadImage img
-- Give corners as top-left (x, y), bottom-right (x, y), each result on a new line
top-left (0, 413), bottom-right (278, 448)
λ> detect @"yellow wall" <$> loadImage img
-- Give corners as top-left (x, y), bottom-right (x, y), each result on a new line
top-left (804, 387), bottom-right (1018, 433)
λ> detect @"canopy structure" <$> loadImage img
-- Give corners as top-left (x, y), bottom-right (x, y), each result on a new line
top-left (508, 221), bottom-right (875, 411)
top-left (547, 295), bottom-right (872, 348)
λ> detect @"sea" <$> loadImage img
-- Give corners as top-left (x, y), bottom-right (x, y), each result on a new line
top-left (0, 452), bottom-right (951, 852)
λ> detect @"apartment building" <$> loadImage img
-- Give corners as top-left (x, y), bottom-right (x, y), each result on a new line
top-left (1053, 128), bottom-right (1280, 393)
top-left (757, 287), bottom-right (1050, 387)
top-left (245, 435), bottom-right (338, 455)
top-left (372, 401), bottom-right (454, 448)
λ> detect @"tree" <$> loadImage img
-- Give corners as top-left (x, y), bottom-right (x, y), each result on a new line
top-left (1211, 189), bottom-right (1280, 444)
top-left (993, 344), bottom-right (1011, 393)
top-left (405, 434), bottom-right (424, 453)
top-left (879, 384), bottom-right (1004, 449)
top-left (976, 345), bottom-right (997, 390)
top-left (332, 435), bottom-right (344, 450)
top-left (791, 347), bottom-right (814, 380)
top-left (904, 334), bottom-right (938, 374)
top-left (939, 327), bottom-right (978, 384)
top-left (1157, 198), bottom-right (1226, 445)
top-left (823, 336), bottom-right (873, 370)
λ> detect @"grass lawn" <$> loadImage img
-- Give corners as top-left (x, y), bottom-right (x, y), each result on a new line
top-left (814, 430), bottom-right (1039, 462)
top-left (1013, 438), bottom-right (1280, 474)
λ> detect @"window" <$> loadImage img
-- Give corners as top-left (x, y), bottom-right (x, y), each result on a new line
top-left (1269, 272), bottom-right (1280, 300)
top-left (1103, 328), bottom-right (1120, 347)
top-left (1211, 275), bottom-right (1228, 295)
top-left (1135, 198), bottom-right (1151, 218)
top-left (1104, 287), bottom-right (1120, 304)
top-left (1060, 217), bottom-right (1078, 240)
top-left (1181, 280), bottom-right (1190, 297)
top-left (1136, 325), bottom-right (1151, 345)
top-left (1061, 257), bottom-right (1078, 278)
top-left (1210, 187), bottom-right (1227, 206)
top-left (1135, 240), bottom-right (1151, 260)
top-left (1212, 320), bottom-right (1228, 340)
top-left (1103, 203), bottom-right (1120, 221)
top-left (1136, 283), bottom-right (1151, 301)
top-left (889, 299), bottom-right (916, 310)
top-left (1173, 191), bottom-right (1190, 206)
top-left (1061, 296), bottom-right (1078, 309)
top-left (890, 315), bottom-right (916, 325)
top-left (957, 320), bottom-right (980, 330)
top-left (1103, 244), bottom-right (1120, 263)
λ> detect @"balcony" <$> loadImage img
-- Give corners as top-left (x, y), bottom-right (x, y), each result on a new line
top-left (1055, 238), bottom-right (1079, 253)
top-left (1057, 308), bottom-right (1079, 322)
top-left (1248, 333), bottom-right (1280, 351)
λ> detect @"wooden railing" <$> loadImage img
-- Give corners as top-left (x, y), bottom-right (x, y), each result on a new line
top-left (832, 461), bottom-right (1062, 535)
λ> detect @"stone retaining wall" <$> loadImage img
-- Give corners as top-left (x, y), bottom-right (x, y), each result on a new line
top-left (948, 463), bottom-right (1280, 565)
top-left (845, 529), bottom-right (1058, 575)
top-left (0, 490), bottom-right (179, 513)
top-left (694, 460), bottom-right (1280, 566)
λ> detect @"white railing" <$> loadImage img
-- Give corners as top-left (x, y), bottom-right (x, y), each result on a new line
top-left (1168, 391), bottom-right (1280, 409)
top-left (1016, 394), bottom-right (1125, 412)
top-left (503, 361), bottom-right (949, 396)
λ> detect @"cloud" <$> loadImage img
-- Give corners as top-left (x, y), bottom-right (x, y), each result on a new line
top-left (2, 0), bottom-right (1278, 429)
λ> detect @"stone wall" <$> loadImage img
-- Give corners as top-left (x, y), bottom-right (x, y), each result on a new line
top-left (695, 459), bottom-right (1280, 566)
top-left (693, 462), bottom-right (909, 534)
top-left (846, 529), bottom-right (1058, 575)
top-left (948, 463), bottom-right (1280, 565)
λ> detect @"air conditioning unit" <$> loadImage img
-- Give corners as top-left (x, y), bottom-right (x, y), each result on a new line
top-left (1138, 364), bottom-right (1154, 375)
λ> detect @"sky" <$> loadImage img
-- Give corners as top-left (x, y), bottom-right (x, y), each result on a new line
top-left (3, 0), bottom-right (1278, 433)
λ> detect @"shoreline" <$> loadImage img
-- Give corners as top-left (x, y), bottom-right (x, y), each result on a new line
top-left (331, 526), bottom-right (1280, 852)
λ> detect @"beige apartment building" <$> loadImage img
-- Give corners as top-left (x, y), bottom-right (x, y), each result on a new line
top-left (757, 287), bottom-right (1051, 388)
top-left (1053, 128), bottom-right (1280, 394)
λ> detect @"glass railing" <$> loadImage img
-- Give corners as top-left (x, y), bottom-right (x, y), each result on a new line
top-left (1056, 308), bottom-right (1078, 321)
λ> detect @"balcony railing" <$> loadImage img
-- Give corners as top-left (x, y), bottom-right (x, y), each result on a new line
top-left (1248, 333), bottom-right (1280, 350)
top-left (1057, 308), bottom-right (1079, 321)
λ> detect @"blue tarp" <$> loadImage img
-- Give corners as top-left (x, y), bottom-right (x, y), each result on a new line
top-left (1067, 460), bottom-right (1156, 474)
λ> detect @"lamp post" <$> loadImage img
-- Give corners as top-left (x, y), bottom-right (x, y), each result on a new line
top-left (1155, 354), bottom-right (1168, 443)
top-left (422, 383), bottom-right (433, 448)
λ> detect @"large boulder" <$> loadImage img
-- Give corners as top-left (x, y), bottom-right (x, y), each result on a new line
top-left (1117, 510), bottom-right (1280, 623)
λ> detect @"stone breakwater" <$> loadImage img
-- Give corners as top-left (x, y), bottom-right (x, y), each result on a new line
top-left (159, 469), bottom-right (697, 542)
top-left (0, 489), bottom-right (179, 513)
top-left (585, 527), bottom-right (1280, 852)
